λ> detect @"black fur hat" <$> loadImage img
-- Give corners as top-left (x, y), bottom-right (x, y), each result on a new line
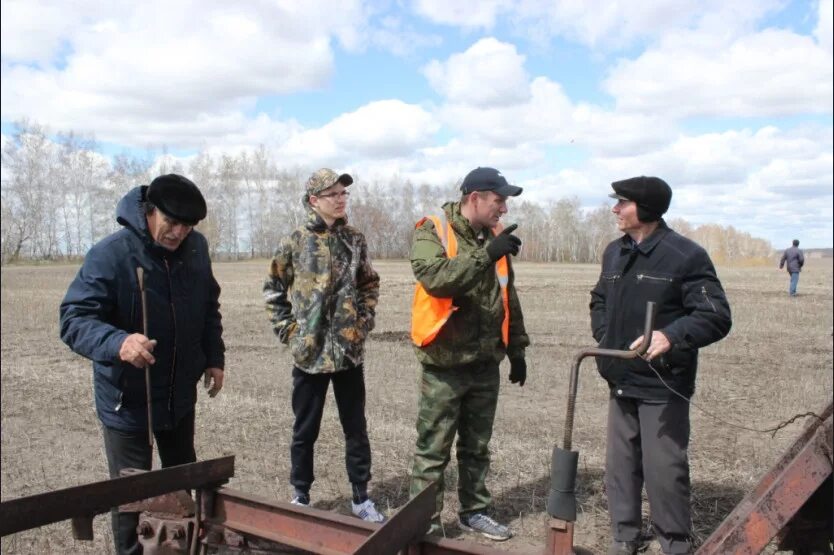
top-left (147, 174), bottom-right (206, 225)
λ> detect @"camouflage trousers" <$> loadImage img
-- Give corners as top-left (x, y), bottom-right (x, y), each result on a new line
top-left (409, 361), bottom-right (500, 519)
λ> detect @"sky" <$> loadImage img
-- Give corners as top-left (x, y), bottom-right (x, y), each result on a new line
top-left (1, 0), bottom-right (832, 247)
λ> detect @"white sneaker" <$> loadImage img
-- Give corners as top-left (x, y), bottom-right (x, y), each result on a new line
top-left (459, 513), bottom-right (512, 541)
top-left (291, 495), bottom-right (309, 506)
top-left (351, 499), bottom-right (386, 523)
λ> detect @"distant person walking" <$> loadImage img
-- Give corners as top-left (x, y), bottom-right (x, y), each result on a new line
top-left (408, 167), bottom-right (529, 541)
top-left (263, 168), bottom-right (386, 523)
top-left (60, 174), bottom-right (225, 555)
top-left (779, 239), bottom-right (805, 297)
top-left (590, 176), bottom-right (732, 555)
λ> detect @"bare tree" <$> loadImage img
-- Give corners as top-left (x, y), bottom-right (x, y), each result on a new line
top-left (189, 151), bottom-right (222, 257)
top-left (1, 121), bottom-right (62, 260)
top-left (0, 121), bottom-right (774, 265)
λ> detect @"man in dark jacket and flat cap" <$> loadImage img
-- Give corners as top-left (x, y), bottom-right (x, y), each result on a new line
top-left (590, 176), bottom-right (731, 555)
top-left (60, 174), bottom-right (225, 555)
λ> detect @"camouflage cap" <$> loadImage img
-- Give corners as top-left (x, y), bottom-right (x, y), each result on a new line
top-left (306, 168), bottom-right (354, 196)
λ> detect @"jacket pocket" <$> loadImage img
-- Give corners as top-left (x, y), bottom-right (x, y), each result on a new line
top-left (119, 362), bottom-right (147, 408)
top-left (290, 329), bottom-right (320, 369)
top-left (635, 272), bottom-right (675, 285)
top-left (96, 362), bottom-right (126, 412)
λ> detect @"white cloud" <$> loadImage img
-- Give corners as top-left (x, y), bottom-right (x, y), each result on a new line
top-left (605, 26), bottom-right (833, 118)
top-left (423, 38), bottom-right (531, 107)
top-left (816, 0), bottom-right (833, 55)
top-left (545, 124), bottom-right (834, 246)
top-left (414, 0), bottom-right (783, 49)
top-left (413, 0), bottom-right (511, 30)
top-left (0, 1), bottom-right (370, 147)
top-left (498, 123), bottom-right (832, 247)
top-left (0, 0), bottom-right (112, 64)
top-left (427, 41), bottom-right (677, 155)
top-left (278, 100), bottom-right (439, 166)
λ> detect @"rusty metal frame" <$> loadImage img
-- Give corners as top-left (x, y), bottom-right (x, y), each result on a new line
top-left (696, 401), bottom-right (833, 554)
top-left (0, 455), bottom-right (234, 538)
top-left (204, 482), bottom-right (528, 555)
top-left (2, 373), bottom-right (830, 555)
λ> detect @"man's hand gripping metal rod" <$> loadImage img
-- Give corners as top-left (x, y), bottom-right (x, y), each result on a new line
top-left (563, 301), bottom-right (656, 450)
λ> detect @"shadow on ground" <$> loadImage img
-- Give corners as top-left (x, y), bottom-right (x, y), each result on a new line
top-left (303, 464), bottom-right (748, 549)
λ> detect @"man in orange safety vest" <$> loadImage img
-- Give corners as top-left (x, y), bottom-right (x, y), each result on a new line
top-left (408, 167), bottom-right (530, 541)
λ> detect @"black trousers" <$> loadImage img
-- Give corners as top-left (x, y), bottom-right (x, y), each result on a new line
top-left (102, 410), bottom-right (196, 555)
top-left (290, 364), bottom-right (371, 494)
top-left (605, 395), bottom-right (692, 554)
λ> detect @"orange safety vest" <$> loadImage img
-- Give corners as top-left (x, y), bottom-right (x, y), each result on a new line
top-left (411, 214), bottom-right (510, 347)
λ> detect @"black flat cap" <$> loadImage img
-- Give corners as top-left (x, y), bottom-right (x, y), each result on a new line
top-left (147, 174), bottom-right (207, 225)
top-left (461, 167), bottom-right (523, 197)
top-left (609, 176), bottom-right (672, 218)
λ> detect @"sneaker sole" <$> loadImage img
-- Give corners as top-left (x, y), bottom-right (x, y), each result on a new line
top-left (459, 523), bottom-right (511, 541)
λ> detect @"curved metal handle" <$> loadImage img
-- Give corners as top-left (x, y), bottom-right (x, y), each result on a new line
top-left (562, 301), bottom-right (656, 450)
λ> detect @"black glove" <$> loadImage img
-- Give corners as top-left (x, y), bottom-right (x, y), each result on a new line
top-left (486, 223), bottom-right (521, 262)
top-left (509, 357), bottom-right (526, 386)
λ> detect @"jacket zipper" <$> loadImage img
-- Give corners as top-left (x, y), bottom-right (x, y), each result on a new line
top-left (328, 233), bottom-right (337, 368)
top-left (636, 273), bottom-right (673, 283)
top-left (701, 286), bottom-right (717, 312)
top-left (164, 259), bottom-right (177, 414)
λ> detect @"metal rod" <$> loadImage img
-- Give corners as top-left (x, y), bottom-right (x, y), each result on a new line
top-left (136, 266), bottom-right (153, 448)
top-left (189, 488), bottom-right (202, 555)
top-left (563, 301), bottom-right (656, 450)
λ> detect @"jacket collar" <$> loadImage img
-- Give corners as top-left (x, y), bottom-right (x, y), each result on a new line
top-left (443, 201), bottom-right (481, 242)
top-left (304, 204), bottom-right (346, 232)
top-left (618, 219), bottom-right (670, 255)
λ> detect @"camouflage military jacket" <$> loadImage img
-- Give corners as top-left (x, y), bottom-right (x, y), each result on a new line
top-left (264, 208), bottom-right (380, 374)
top-left (411, 201), bottom-right (529, 368)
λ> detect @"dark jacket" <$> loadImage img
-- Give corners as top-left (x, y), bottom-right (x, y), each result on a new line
top-left (779, 246), bottom-right (805, 273)
top-left (410, 201), bottom-right (529, 368)
top-left (60, 186), bottom-right (224, 432)
top-left (589, 221), bottom-right (731, 400)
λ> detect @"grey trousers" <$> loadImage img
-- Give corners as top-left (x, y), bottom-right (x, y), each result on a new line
top-left (605, 395), bottom-right (693, 554)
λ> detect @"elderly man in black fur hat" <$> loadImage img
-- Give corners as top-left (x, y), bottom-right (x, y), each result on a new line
top-left (60, 174), bottom-right (225, 555)
top-left (590, 176), bottom-right (732, 555)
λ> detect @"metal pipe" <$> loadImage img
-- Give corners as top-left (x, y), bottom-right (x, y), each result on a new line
top-left (136, 266), bottom-right (154, 448)
top-left (189, 488), bottom-right (202, 555)
top-left (563, 301), bottom-right (656, 450)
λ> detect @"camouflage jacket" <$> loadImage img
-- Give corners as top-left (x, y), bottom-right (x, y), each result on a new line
top-left (411, 201), bottom-right (529, 368)
top-left (264, 207), bottom-right (380, 374)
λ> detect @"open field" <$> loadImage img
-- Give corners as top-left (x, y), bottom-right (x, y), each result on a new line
top-left (2, 258), bottom-right (832, 553)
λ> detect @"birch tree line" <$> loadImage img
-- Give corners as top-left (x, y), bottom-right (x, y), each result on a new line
top-left (1, 122), bottom-right (773, 265)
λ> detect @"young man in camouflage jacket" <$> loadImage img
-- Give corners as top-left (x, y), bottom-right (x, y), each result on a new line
top-left (263, 168), bottom-right (385, 523)
top-left (409, 167), bottom-right (530, 541)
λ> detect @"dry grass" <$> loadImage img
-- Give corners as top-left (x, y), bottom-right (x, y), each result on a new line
top-left (2, 258), bottom-right (832, 554)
